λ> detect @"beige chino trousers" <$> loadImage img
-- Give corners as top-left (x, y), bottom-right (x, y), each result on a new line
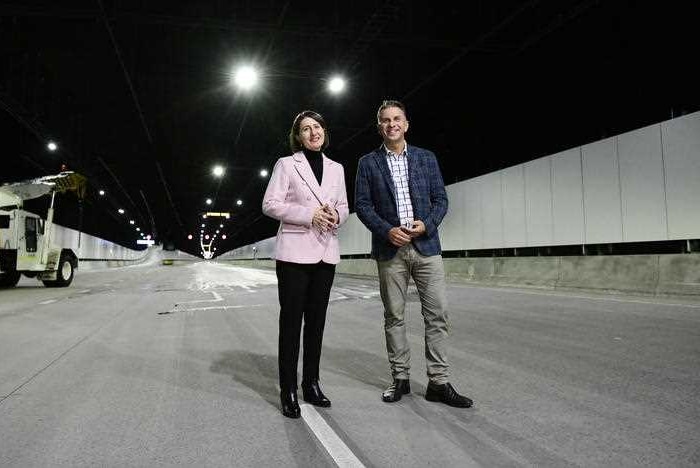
top-left (377, 243), bottom-right (450, 384)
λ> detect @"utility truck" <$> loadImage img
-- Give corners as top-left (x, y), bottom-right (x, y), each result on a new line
top-left (0, 172), bottom-right (86, 288)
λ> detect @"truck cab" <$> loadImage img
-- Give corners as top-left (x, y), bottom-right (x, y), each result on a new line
top-left (0, 173), bottom-right (82, 288)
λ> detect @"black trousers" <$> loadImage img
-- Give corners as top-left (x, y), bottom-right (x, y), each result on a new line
top-left (276, 260), bottom-right (336, 392)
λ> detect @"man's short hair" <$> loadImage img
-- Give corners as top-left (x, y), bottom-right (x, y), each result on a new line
top-left (376, 100), bottom-right (408, 123)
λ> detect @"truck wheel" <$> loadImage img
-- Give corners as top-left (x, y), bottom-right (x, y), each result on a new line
top-left (43, 255), bottom-right (75, 287)
top-left (0, 271), bottom-right (21, 288)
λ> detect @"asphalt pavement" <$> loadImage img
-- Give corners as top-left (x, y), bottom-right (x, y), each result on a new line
top-left (1, 261), bottom-right (698, 467)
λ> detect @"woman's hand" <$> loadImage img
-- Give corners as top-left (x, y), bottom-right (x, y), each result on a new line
top-left (312, 205), bottom-right (336, 232)
top-left (323, 204), bottom-right (339, 225)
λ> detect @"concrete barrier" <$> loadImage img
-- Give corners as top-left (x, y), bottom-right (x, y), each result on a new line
top-left (658, 255), bottom-right (700, 296)
top-left (78, 246), bottom-right (198, 271)
top-left (221, 259), bottom-right (276, 270)
top-left (219, 254), bottom-right (700, 298)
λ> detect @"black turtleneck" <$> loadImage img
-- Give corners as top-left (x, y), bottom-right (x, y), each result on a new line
top-left (303, 148), bottom-right (323, 185)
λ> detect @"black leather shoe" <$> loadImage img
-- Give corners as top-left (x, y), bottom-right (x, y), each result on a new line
top-left (382, 379), bottom-right (411, 403)
top-left (425, 382), bottom-right (473, 408)
top-left (302, 380), bottom-right (331, 407)
top-left (281, 390), bottom-right (301, 418)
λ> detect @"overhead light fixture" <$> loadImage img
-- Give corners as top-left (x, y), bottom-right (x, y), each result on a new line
top-left (212, 165), bottom-right (225, 177)
top-left (232, 65), bottom-right (259, 90)
top-left (328, 76), bottom-right (346, 94)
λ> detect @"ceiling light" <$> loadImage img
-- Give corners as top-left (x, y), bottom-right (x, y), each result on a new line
top-left (328, 76), bottom-right (346, 94)
top-left (212, 165), bottom-right (225, 177)
top-left (233, 65), bottom-right (259, 90)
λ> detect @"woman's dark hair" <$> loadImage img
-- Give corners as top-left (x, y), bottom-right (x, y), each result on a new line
top-left (289, 110), bottom-right (330, 152)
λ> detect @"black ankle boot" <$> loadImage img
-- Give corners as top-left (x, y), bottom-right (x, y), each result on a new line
top-left (382, 379), bottom-right (411, 403)
top-left (280, 390), bottom-right (301, 418)
top-left (302, 380), bottom-right (331, 407)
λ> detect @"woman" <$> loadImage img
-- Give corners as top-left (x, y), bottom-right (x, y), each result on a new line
top-left (262, 110), bottom-right (349, 419)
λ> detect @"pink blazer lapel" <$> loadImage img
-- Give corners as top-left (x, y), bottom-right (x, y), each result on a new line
top-left (319, 155), bottom-right (337, 203)
top-left (292, 151), bottom-right (323, 205)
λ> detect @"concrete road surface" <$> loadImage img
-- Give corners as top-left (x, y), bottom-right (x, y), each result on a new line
top-left (1, 261), bottom-right (699, 467)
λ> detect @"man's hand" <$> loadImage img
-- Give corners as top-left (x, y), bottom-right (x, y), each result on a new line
top-left (403, 220), bottom-right (426, 238)
top-left (388, 226), bottom-right (412, 247)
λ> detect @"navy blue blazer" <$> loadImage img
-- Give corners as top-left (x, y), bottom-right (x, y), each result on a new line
top-left (355, 144), bottom-right (448, 260)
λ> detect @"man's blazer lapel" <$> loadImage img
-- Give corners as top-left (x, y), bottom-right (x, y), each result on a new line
top-left (407, 145), bottom-right (422, 194)
top-left (372, 148), bottom-right (396, 203)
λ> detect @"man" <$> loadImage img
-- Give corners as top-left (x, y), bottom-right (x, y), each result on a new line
top-left (355, 100), bottom-right (472, 408)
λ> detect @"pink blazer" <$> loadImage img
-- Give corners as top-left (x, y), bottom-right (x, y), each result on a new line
top-left (262, 152), bottom-right (349, 264)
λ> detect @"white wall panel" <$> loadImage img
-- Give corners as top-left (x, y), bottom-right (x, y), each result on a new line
top-left (524, 158), bottom-right (553, 246)
top-left (551, 148), bottom-right (585, 245)
top-left (51, 224), bottom-right (148, 260)
top-left (254, 237), bottom-right (276, 258)
top-left (224, 111), bottom-right (700, 256)
top-left (440, 183), bottom-right (468, 250)
top-left (479, 173), bottom-right (504, 249)
top-left (662, 112), bottom-right (700, 239)
top-left (338, 214), bottom-right (372, 255)
top-left (582, 138), bottom-right (623, 244)
top-left (502, 165), bottom-right (527, 247)
top-left (463, 180), bottom-right (483, 250)
top-left (618, 124), bottom-right (668, 241)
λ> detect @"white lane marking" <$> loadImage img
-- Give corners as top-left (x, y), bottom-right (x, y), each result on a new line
top-left (186, 304), bottom-right (263, 311)
top-left (301, 404), bottom-right (366, 468)
top-left (181, 291), bottom-right (223, 304)
top-left (187, 262), bottom-right (277, 290)
top-left (38, 299), bottom-right (57, 305)
top-left (78, 289), bottom-right (91, 294)
top-left (456, 284), bottom-right (700, 309)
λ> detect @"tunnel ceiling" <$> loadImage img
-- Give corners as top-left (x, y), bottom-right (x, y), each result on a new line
top-left (0, 1), bottom-right (696, 256)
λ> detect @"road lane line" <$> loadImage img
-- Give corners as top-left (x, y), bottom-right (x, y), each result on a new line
top-left (186, 304), bottom-right (264, 311)
top-left (38, 299), bottom-right (57, 305)
top-left (301, 404), bottom-right (366, 468)
top-left (181, 291), bottom-right (223, 304)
